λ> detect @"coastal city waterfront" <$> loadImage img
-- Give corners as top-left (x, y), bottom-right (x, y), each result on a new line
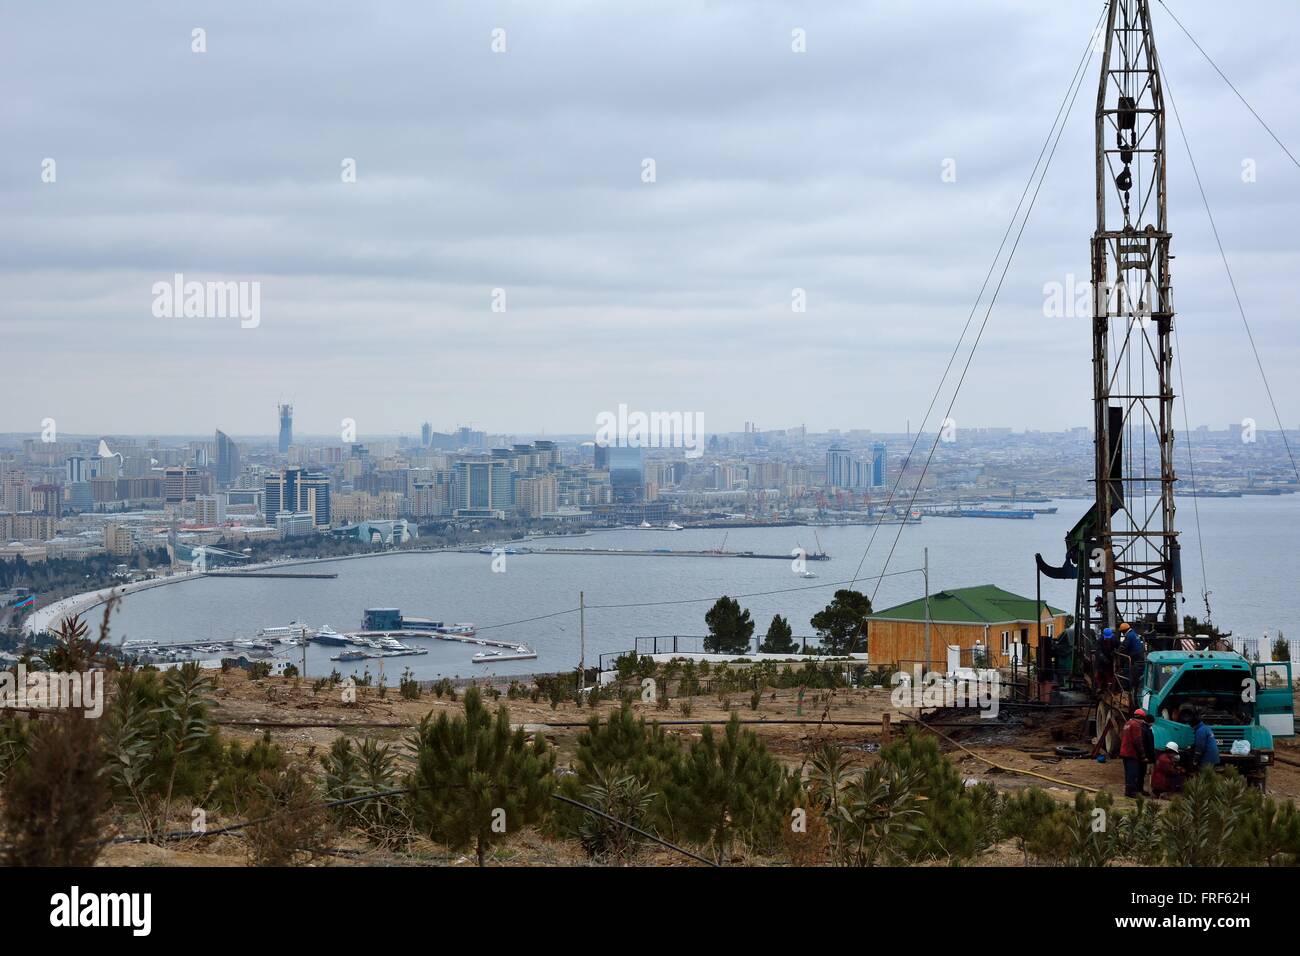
top-left (3, 0), bottom-right (1299, 916)
top-left (30, 495), bottom-right (1295, 681)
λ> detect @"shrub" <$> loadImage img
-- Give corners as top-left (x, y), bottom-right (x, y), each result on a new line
top-left (103, 664), bottom-right (220, 840)
top-left (1, 711), bottom-right (107, 866)
top-left (576, 769), bottom-right (657, 863)
top-left (241, 761), bottom-right (331, 866)
top-left (213, 731), bottom-right (287, 810)
top-left (1000, 787), bottom-right (1061, 864)
top-left (320, 736), bottom-right (412, 849)
top-left (1160, 769), bottom-right (1253, 866)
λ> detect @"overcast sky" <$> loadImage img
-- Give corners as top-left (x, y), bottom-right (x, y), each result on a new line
top-left (3, 0), bottom-right (1298, 440)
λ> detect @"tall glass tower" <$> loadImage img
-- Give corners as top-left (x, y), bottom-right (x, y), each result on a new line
top-left (277, 403), bottom-right (293, 454)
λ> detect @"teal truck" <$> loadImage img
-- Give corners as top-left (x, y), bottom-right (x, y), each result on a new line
top-left (1137, 650), bottom-right (1294, 786)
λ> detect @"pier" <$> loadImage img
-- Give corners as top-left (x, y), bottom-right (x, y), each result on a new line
top-left (467, 547), bottom-right (831, 561)
top-left (203, 571), bottom-right (338, 579)
top-left (343, 630), bottom-right (530, 651)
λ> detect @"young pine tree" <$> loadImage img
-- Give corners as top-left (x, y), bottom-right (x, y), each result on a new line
top-left (669, 712), bottom-right (794, 863)
top-left (879, 730), bottom-right (983, 862)
top-left (406, 686), bottom-right (555, 865)
top-left (557, 702), bottom-right (682, 837)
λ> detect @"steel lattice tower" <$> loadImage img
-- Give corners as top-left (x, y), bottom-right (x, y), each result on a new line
top-left (1086, 0), bottom-right (1181, 640)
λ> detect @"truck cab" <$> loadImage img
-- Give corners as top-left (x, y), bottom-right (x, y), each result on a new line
top-left (1140, 650), bottom-right (1294, 786)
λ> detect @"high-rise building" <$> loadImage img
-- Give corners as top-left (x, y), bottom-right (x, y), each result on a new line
top-left (67, 482), bottom-right (93, 512)
top-left (452, 458), bottom-right (513, 516)
top-left (409, 474), bottom-right (453, 518)
top-left (871, 442), bottom-right (887, 488)
top-left (1, 473), bottom-right (32, 512)
top-left (455, 426), bottom-right (486, 451)
top-left (278, 403), bottom-right (293, 454)
top-left (31, 484), bottom-right (62, 518)
top-left (299, 472), bottom-right (331, 526)
top-left (164, 466), bottom-right (205, 503)
top-left (825, 446), bottom-right (854, 489)
top-left (215, 429), bottom-right (240, 488)
top-left (532, 440), bottom-right (560, 470)
top-left (607, 446), bottom-right (644, 503)
top-left (65, 456), bottom-right (86, 484)
top-left (420, 422), bottom-right (433, 447)
top-left (516, 475), bottom-right (557, 517)
top-left (264, 467), bottom-right (330, 528)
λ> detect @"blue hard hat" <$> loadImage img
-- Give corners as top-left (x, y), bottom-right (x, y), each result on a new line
top-left (1102, 627), bottom-right (1114, 638)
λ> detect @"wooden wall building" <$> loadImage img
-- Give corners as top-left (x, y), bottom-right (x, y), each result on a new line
top-left (866, 584), bottom-right (1067, 670)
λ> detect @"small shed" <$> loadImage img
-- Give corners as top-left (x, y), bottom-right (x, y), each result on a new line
top-left (866, 584), bottom-right (1067, 670)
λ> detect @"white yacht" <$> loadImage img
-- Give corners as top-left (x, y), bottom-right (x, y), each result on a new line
top-left (472, 645), bottom-right (538, 663)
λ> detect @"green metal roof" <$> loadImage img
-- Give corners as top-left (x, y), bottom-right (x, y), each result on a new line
top-left (866, 584), bottom-right (1065, 625)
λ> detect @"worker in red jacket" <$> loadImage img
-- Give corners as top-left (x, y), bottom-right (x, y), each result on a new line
top-left (1119, 708), bottom-right (1149, 797)
top-left (1151, 741), bottom-right (1185, 797)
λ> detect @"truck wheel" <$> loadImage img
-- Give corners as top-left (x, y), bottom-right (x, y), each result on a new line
top-left (1096, 699), bottom-right (1122, 756)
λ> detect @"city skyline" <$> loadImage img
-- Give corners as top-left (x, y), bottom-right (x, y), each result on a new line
top-left (1, 407), bottom-right (1295, 445)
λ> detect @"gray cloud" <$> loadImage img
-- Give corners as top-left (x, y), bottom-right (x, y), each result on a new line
top-left (2, 0), bottom-right (1298, 437)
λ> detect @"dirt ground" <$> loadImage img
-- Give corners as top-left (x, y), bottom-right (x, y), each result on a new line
top-left (93, 669), bottom-right (1300, 866)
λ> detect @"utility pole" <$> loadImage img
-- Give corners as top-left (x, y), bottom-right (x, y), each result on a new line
top-left (579, 590), bottom-right (586, 693)
top-left (300, 624), bottom-right (307, 679)
top-left (923, 547), bottom-right (932, 674)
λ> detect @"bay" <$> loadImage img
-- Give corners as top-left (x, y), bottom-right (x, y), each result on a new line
top-left (109, 496), bottom-right (1299, 681)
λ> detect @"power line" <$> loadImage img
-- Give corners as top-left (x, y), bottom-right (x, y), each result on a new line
top-left (584, 566), bottom-right (924, 611)
top-left (474, 606), bottom-right (580, 632)
top-left (1172, 323), bottom-right (1212, 622)
top-left (865, 4), bottom-right (1103, 603)
top-left (1160, 62), bottom-right (1300, 482)
top-left (474, 563), bottom-right (930, 631)
top-left (551, 792), bottom-right (717, 867)
top-left (847, 1), bottom-right (1111, 591)
top-left (1155, 0), bottom-right (1300, 172)
top-left (104, 780), bottom-right (717, 867)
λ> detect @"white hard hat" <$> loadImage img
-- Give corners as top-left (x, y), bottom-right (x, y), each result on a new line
top-left (1165, 741), bottom-right (1179, 753)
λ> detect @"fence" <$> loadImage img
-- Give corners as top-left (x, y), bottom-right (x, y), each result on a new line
top-left (1229, 637), bottom-right (1299, 663)
top-left (627, 634), bottom-right (826, 660)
